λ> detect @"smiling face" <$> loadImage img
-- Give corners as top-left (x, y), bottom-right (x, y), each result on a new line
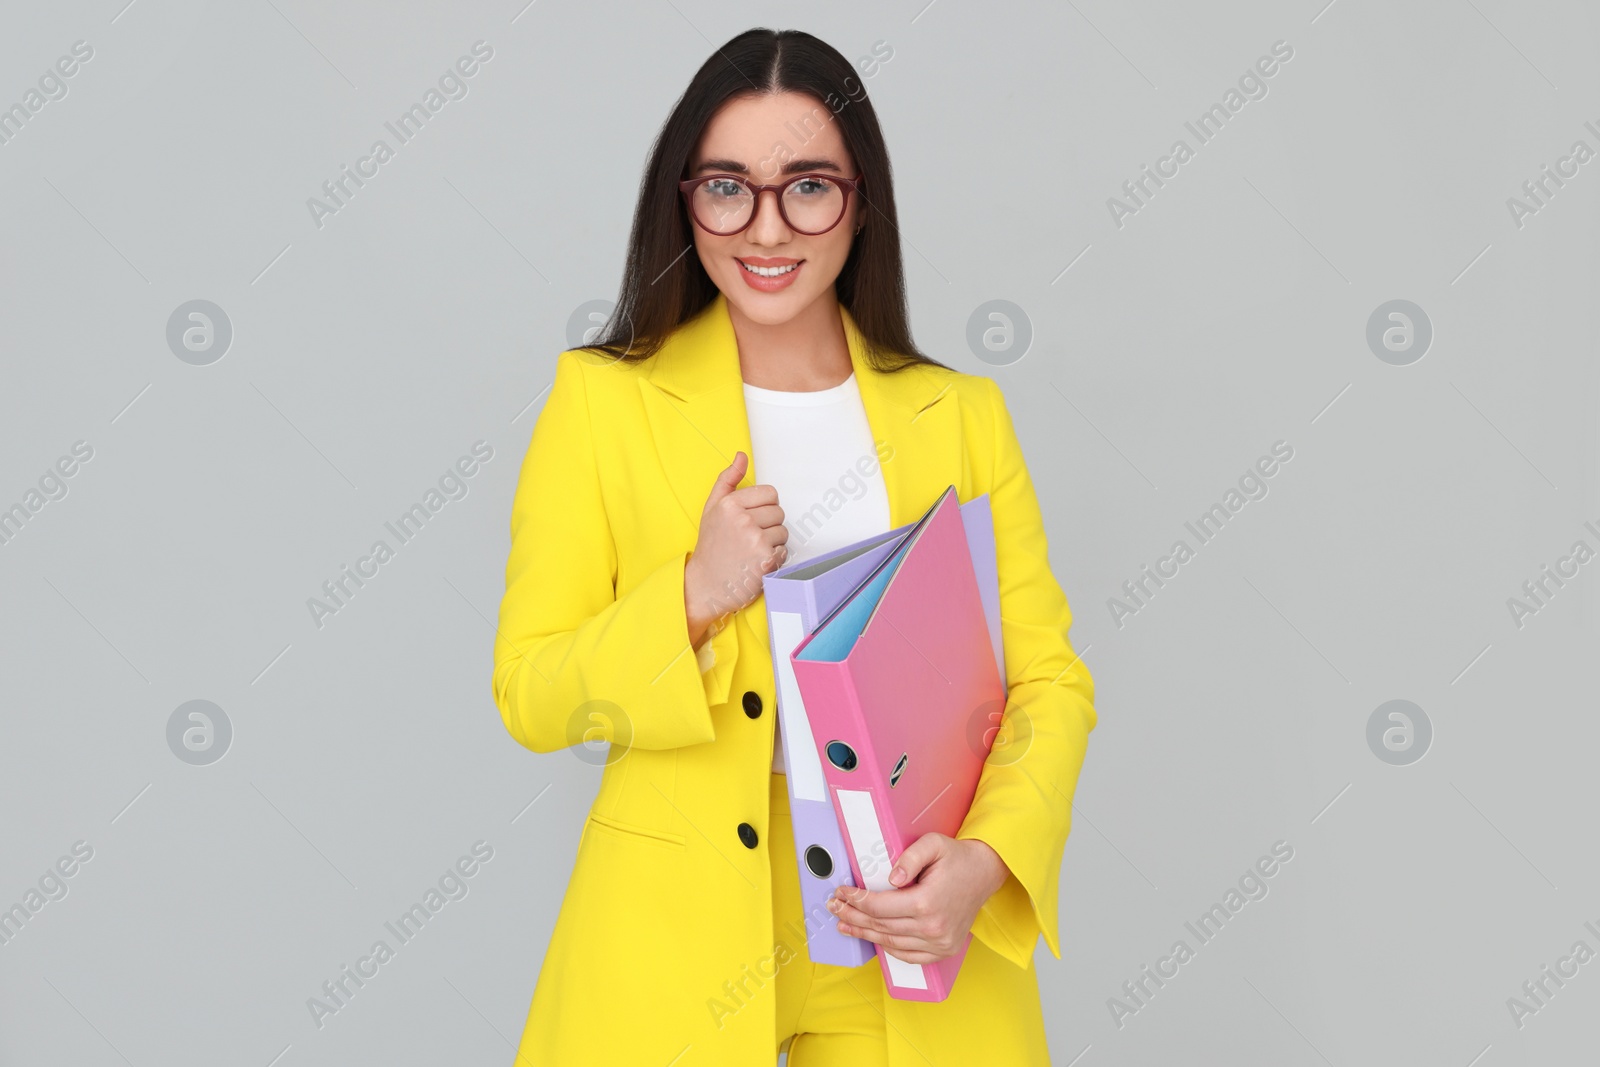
top-left (685, 91), bottom-right (863, 328)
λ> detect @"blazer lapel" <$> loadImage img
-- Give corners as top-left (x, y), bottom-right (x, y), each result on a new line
top-left (639, 291), bottom-right (963, 548)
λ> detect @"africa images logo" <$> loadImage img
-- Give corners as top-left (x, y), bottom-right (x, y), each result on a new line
top-left (305, 41), bottom-right (494, 229)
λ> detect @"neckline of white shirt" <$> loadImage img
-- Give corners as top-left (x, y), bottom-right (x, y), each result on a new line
top-left (742, 371), bottom-right (857, 407)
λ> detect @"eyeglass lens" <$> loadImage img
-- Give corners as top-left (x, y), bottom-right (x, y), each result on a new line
top-left (689, 176), bottom-right (846, 235)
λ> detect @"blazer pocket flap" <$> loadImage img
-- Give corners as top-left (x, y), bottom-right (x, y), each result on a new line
top-left (586, 811), bottom-right (687, 850)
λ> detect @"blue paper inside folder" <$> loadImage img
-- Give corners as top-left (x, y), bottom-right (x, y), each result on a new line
top-left (794, 535), bottom-right (915, 663)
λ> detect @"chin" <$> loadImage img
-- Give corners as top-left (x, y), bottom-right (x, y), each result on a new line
top-left (721, 277), bottom-right (833, 327)
top-left (725, 290), bottom-right (803, 325)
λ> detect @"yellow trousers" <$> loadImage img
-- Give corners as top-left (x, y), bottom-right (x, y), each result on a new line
top-left (769, 771), bottom-right (890, 1065)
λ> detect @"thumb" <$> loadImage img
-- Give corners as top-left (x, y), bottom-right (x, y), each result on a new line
top-left (889, 833), bottom-right (945, 887)
top-left (705, 450), bottom-right (747, 507)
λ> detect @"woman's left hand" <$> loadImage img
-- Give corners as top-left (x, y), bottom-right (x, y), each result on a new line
top-left (827, 834), bottom-right (1011, 964)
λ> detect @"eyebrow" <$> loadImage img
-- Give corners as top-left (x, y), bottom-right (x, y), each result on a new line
top-left (693, 157), bottom-right (844, 176)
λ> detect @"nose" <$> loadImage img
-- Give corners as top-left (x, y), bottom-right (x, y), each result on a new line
top-left (746, 187), bottom-right (791, 244)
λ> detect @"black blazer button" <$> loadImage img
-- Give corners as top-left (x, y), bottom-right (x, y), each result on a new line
top-left (737, 822), bottom-right (759, 849)
top-left (742, 691), bottom-right (763, 718)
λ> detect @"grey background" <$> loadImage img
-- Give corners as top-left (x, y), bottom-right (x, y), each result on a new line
top-left (1, 1), bottom-right (1595, 1064)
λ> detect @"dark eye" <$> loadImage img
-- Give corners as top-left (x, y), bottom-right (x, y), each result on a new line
top-left (792, 177), bottom-right (833, 197)
top-left (704, 178), bottom-right (746, 199)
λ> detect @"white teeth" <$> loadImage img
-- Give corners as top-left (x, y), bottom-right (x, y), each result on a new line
top-left (741, 261), bottom-right (798, 277)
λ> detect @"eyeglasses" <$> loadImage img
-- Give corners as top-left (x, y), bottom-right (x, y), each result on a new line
top-left (678, 172), bottom-right (864, 236)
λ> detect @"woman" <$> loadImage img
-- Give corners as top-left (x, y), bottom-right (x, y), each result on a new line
top-left (492, 27), bottom-right (1096, 1066)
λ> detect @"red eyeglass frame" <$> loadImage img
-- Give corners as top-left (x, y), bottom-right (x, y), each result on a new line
top-left (677, 172), bottom-right (865, 236)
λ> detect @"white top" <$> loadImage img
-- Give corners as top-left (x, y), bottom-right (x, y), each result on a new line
top-left (737, 371), bottom-right (890, 772)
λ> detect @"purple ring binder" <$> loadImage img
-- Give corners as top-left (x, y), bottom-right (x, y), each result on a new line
top-left (761, 493), bottom-right (1004, 967)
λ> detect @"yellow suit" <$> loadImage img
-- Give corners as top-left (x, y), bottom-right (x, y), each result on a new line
top-left (493, 292), bottom-right (1097, 1065)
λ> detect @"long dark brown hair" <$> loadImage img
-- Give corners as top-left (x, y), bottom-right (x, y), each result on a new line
top-left (587, 27), bottom-right (944, 374)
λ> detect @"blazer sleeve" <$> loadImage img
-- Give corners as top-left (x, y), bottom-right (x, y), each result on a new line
top-left (491, 350), bottom-right (737, 754)
top-left (955, 376), bottom-right (1098, 971)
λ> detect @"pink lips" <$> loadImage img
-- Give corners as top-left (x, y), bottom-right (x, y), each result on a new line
top-left (736, 257), bottom-right (803, 293)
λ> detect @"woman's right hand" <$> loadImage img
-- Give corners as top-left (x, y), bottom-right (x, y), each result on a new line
top-left (684, 451), bottom-right (787, 646)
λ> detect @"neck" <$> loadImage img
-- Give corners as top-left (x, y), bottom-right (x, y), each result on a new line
top-left (729, 290), bottom-right (853, 391)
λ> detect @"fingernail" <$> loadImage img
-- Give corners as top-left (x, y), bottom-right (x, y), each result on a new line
top-left (889, 868), bottom-right (905, 886)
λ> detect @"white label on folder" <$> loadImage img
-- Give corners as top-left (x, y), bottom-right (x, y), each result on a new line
top-left (772, 611), bottom-right (828, 803)
top-left (837, 788), bottom-right (928, 991)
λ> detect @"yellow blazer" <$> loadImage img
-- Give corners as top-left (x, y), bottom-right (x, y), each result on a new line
top-left (493, 291), bottom-right (1097, 1066)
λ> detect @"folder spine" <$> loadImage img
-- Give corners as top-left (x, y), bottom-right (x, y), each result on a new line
top-left (786, 487), bottom-right (991, 1003)
top-left (767, 528), bottom-right (946, 970)
top-left (803, 584), bottom-right (820, 633)
top-left (801, 658), bottom-right (884, 822)
top-left (795, 655), bottom-right (962, 1001)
